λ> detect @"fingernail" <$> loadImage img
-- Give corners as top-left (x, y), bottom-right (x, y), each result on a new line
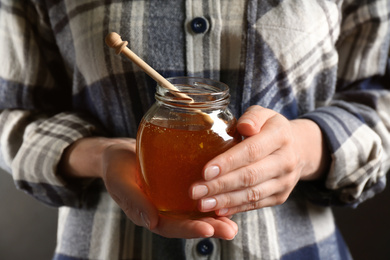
top-left (140, 212), bottom-right (150, 229)
top-left (217, 208), bottom-right (229, 216)
top-left (204, 166), bottom-right (220, 180)
top-left (226, 232), bottom-right (238, 241)
top-left (192, 185), bottom-right (208, 199)
top-left (239, 119), bottom-right (255, 127)
top-left (202, 198), bottom-right (217, 211)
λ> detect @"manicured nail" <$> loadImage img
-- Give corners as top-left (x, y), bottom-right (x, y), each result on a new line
top-left (192, 185), bottom-right (208, 199)
top-left (204, 166), bottom-right (220, 180)
top-left (140, 212), bottom-right (150, 229)
top-left (202, 198), bottom-right (217, 210)
top-left (217, 208), bottom-right (229, 216)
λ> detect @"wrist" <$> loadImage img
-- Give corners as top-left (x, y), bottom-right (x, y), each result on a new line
top-left (290, 119), bottom-right (330, 181)
top-left (58, 137), bottom-right (123, 179)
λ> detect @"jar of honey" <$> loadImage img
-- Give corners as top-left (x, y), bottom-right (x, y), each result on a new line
top-left (136, 77), bottom-right (241, 219)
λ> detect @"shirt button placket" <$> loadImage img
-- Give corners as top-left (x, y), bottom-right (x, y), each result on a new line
top-left (186, 16), bottom-right (211, 77)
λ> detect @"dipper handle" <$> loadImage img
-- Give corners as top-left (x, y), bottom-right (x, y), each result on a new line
top-left (105, 32), bottom-right (213, 124)
top-left (105, 32), bottom-right (183, 95)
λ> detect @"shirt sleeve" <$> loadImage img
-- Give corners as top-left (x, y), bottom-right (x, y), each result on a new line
top-left (0, 2), bottom-right (105, 207)
top-left (0, 110), bottom-right (104, 208)
top-left (300, 0), bottom-right (390, 207)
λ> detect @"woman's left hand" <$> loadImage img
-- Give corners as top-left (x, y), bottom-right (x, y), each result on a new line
top-left (190, 105), bottom-right (329, 216)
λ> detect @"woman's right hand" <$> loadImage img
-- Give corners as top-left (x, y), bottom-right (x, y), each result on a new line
top-left (59, 137), bottom-right (238, 239)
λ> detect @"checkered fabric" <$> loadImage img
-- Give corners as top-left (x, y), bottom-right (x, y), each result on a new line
top-left (1, 0), bottom-right (390, 259)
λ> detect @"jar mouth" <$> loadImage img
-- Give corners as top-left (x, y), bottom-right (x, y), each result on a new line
top-left (155, 77), bottom-right (230, 109)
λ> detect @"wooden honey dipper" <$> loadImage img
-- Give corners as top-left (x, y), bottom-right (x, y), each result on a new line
top-left (105, 32), bottom-right (213, 124)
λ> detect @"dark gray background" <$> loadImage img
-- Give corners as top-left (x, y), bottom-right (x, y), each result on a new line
top-left (0, 168), bottom-right (389, 259)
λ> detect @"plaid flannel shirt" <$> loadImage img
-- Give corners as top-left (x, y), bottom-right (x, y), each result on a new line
top-left (1, 0), bottom-right (390, 259)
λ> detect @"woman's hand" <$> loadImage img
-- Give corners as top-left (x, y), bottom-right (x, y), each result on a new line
top-left (190, 105), bottom-right (330, 216)
top-left (59, 137), bottom-right (238, 240)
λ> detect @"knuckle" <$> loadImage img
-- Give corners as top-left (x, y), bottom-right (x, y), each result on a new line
top-left (246, 187), bottom-right (262, 203)
top-left (278, 176), bottom-right (293, 193)
top-left (247, 203), bottom-right (257, 211)
top-left (121, 198), bottom-right (134, 214)
top-left (119, 199), bottom-right (139, 222)
top-left (121, 203), bottom-right (131, 215)
top-left (275, 193), bottom-right (289, 205)
top-left (244, 142), bottom-right (260, 162)
top-left (284, 158), bottom-right (296, 173)
top-left (224, 152), bottom-right (236, 170)
top-left (281, 152), bottom-right (298, 173)
top-left (219, 193), bottom-right (232, 208)
top-left (246, 201), bottom-right (262, 212)
top-left (231, 200), bottom-right (265, 215)
top-left (213, 178), bottom-right (227, 194)
top-left (241, 167), bottom-right (260, 187)
top-left (281, 180), bottom-right (291, 191)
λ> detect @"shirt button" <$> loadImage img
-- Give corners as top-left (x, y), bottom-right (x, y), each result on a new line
top-left (190, 17), bottom-right (209, 34)
top-left (196, 239), bottom-right (214, 255)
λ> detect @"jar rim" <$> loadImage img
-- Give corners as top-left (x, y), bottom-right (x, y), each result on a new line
top-left (155, 77), bottom-right (230, 109)
top-left (163, 77), bottom-right (229, 96)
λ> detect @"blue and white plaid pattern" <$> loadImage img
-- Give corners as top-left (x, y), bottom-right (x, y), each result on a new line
top-left (1, 0), bottom-right (389, 259)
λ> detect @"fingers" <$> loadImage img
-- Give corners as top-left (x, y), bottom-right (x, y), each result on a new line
top-left (107, 170), bottom-right (158, 229)
top-left (102, 140), bottom-right (239, 240)
top-left (152, 216), bottom-right (238, 240)
top-left (189, 104), bottom-right (302, 215)
top-left (199, 171), bottom-right (299, 215)
top-left (200, 217), bottom-right (238, 240)
top-left (111, 177), bottom-right (238, 240)
top-left (102, 142), bottom-right (159, 230)
top-left (192, 154), bottom-right (286, 200)
top-left (215, 193), bottom-right (289, 216)
top-left (237, 105), bottom-right (275, 137)
top-left (203, 107), bottom-right (290, 182)
top-left (152, 216), bottom-right (214, 239)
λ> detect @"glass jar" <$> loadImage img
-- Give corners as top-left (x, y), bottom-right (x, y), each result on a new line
top-left (136, 77), bottom-right (241, 219)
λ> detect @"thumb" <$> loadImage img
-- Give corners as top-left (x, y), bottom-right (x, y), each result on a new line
top-left (106, 168), bottom-right (159, 230)
top-left (236, 105), bottom-right (263, 137)
top-left (237, 105), bottom-right (277, 137)
top-left (102, 143), bottom-right (159, 230)
top-left (123, 180), bottom-right (160, 230)
top-left (237, 117), bottom-right (259, 137)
